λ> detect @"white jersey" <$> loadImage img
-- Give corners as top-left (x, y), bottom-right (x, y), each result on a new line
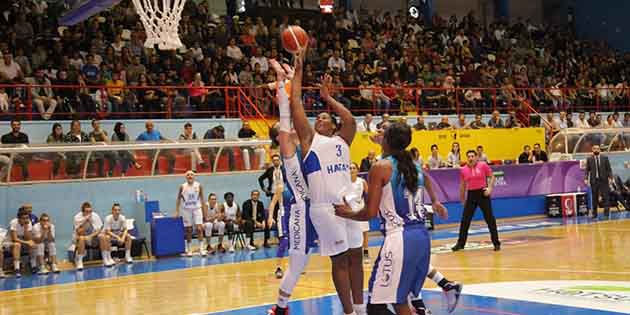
top-left (223, 202), bottom-right (238, 220)
top-left (73, 212), bottom-right (103, 235)
top-left (303, 133), bottom-right (352, 205)
top-left (350, 177), bottom-right (367, 210)
top-left (181, 181), bottom-right (202, 211)
top-left (104, 214), bottom-right (127, 233)
top-left (32, 222), bottom-right (55, 239)
top-left (206, 202), bottom-right (220, 218)
top-left (7, 218), bottom-right (32, 239)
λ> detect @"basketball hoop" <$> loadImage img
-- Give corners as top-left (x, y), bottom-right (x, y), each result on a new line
top-left (131, 0), bottom-right (186, 50)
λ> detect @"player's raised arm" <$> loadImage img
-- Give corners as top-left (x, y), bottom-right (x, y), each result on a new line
top-left (269, 59), bottom-right (298, 158)
top-left (320, 74), bottom-right (356, 146)
top-left (290, 48), bottom-right (315, 153)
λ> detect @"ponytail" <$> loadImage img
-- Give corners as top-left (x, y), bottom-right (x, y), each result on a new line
top-left (392, 149), bottom-right (418, 193)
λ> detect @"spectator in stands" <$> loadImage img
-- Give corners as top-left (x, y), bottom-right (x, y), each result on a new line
top-left (106, 72), bottom-right (125, 113)
top-left (242, 190), bottom-right (268, 250)
top-left (603, 114), bottom-right (620, 128)
top-left (376, 113), bottom-right (390, 129)
top-left (453, 114), bottom-right (470, 129)
top-left (102, 203), bottom-right (133, 265)
top-left (532, 143), bottom-right (549, 163)
top-left (28, 68), bottom-right (57, 120)
top-left (73, 201), bottom-right (104, 271)
top-left (189, 73), bottom-right (207, 114)
top-left (204, 193), bottom-right (226, 254)
top-left (112, 122), bottom-right (142, 176)
top-left (64, 119), bottom-right (90, 178)
top-left (238, 121), bottom-right (257, 138)
top-left (477, 145), bottom-right (489, 163)
top-left (436, 116), bottom-right (452, 129)
top-left (46, 123), bottom-right (65, 178)
top-left (328, 50), bottom-right (346, 72)
top-left (357, 113), bottom-right (377, 132)
top-left (220, 192), bottom-right (241, 253)
top-left (359, 150), bottom-right (377, 172)
top-left (226, 38), bottom-right (244, 61)
top-left (554, 111), bottom-right (571, 130)
top-left (505, 111), bottom-right (522, 128)
top-left (1, 119), bottom-right (30, 180)
top-left (0, 50), bottom-right (24, 83)
top-left (624, 113), bottom-right (630, 128)
top-left (410, 147), bottom-right (423, 168)
top-left (81, 54), bottom-right (100, 85)
top-left (89, 119), bottom-right (117, 177)
top-left (428, 144), bottom-right (446, 169)
top-left (178, 122), bottom-right (206, 171)
top-left (575, 112), bottom-right (591, 129)
top-left (517, 145), bottom-right (533, 164)
top-left (413, 116), bottom-right (427, 131)
top-left (0, 87), bottom-right (8, 113)
top-left (203, 125), bottom-right (235, 171)
top-left (136, 120), bottom-right (175, 174)
top-left (588, 112), bottom-right (600, 128)
top-left (447, 142), bottom-right (462, 168)
top-left (487, 110), bottom-right (504, 128)
top-left (469, 113), bottom-right (486, 129)
top-left (32, 213), bottom-right (60, 274)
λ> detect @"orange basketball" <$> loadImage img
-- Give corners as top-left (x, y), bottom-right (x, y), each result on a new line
top-left (281, 25), bottom-right (309, 54)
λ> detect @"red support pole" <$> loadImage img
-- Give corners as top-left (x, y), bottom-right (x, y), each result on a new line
top-left (26, 85), bottom-right (33, 121)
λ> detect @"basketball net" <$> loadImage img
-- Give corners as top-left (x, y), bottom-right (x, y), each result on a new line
top-left (131, 0), bottom-right (186, 50)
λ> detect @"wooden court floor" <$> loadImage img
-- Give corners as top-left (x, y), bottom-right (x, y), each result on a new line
top-left (1, 217), bottom-right (629, 315)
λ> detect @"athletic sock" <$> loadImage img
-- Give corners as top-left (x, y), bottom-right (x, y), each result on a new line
top-left (13, 261), bottom-right (19, 270)
top-left (277, 295), bottom-right (289, 308)
top-left (200, 239), bottom-right (207, 251)
top-left (430, 270), bottom-right (448, 289)
top-left (102, 250), bottom-right (110, 263)
top-left (185, 240), bottom-right (191, 252)
top-left (30, 257), bottom-right (37, 268)
top-left (345, 312), bottom-right (357, 315)
top-left (125, 249), bottom-right (131, 258)
top-left (353, 303), bottom-right (366, 315)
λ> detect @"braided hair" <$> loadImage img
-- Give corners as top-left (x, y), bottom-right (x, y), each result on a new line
top-left (383, 122), bottom-right (417, 193)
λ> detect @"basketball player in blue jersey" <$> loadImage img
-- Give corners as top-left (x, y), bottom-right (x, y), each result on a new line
top-left (369, 121), bottom-right (463, 315)
top-left (289, 48), bottom-right (365, 315)
top-left (335, 122), bottom-right (449, 315)
top-left (267, 59), bottom-right (318, 315)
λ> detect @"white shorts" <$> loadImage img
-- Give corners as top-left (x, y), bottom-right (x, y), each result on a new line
top-left (309, 204), bottom-right (363, 257)
top-left (359, 221), bottom-right (370, 233)
top-left (182, 208), bottom-right (203, 227)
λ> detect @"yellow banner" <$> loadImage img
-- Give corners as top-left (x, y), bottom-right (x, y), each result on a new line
top-left (350, 128), bottom-right (546, 164)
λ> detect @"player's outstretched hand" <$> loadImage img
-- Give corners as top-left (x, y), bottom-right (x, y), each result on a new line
top-left (319, 73), bottom-right (333, 100)
top-left (334, 203), bottom-right (354, 219)
top-left (433, 201), bottom-right (449, 220)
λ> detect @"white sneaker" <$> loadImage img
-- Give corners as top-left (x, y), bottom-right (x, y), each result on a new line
top-left (38, 267), bottom-right (50, 275)
top-left (247, 244), bottom-right (257, 251)
top-left (443, 282), bottom-right (463, 313)
top-left (229, 245), bottom-right (235, 253)
top-left (104, 257), bottom-right (114, 267)
top-left (0, 270), bottom-right (5, 278)
top-left (75, 259), bottom-right (84, 271)
top-left (125, 256), bottom-right (133, 264)
top-left (51, 264), bottom-right (60, 273)
top-left (186, 251), bottom-right (193, 257)
top-left (200, 249), bottom-right (207, 257)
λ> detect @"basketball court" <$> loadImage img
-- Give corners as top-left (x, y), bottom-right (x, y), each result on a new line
top-left (1, 213), bottom-right (629, 315)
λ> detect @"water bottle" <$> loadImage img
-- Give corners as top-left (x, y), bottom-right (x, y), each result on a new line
top-left (135, 190), bottom-right (142, 203)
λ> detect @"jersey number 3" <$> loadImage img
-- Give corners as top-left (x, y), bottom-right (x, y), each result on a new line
top-left (336, 144), bottom-right (342, 157)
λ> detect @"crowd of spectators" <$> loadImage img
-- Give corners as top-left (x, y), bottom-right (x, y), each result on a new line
top-left (0, 1), bottom-right (629, 120)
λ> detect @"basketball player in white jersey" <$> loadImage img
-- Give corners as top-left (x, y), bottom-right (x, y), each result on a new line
top-left (267, 59), bottom-right (318, 315)
top-left (220, 192), bottom-right (241, 252)
top-left (349, 162), bottom-right (370, 263)
top-left (175, 171), bottom-right (209, 256)
top-left (204, 193), bottom-right (226, 254)
top-left (290, 48), bottom-right (365, 315)
top-left (102, 203), bottom-right (133, 265)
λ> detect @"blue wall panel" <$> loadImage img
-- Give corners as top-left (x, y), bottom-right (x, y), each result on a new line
top-left (573, 0), bottom-right (630, 52)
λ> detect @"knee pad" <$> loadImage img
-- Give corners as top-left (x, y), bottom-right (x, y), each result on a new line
top-left (279, 252), bottom-right (309, 295)
top-left (204, 222), bottom-right (213, 236)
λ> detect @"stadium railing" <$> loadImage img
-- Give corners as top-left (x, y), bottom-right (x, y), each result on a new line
top-left (0, 139), bottom-right (271, 184)
top-left (1, 83), bottom-right (629, 120)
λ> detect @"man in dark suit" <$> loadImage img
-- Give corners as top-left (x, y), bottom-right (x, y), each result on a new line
top-left (241, 190), bottom-right (270, 249)
top-left (359, 150), bottom-right (377, 172)
top-left (585, 144), bottom-right (613, 218)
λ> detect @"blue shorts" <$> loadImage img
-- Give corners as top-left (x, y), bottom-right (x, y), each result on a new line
top-left (368, 225), bottom-right (430, 305)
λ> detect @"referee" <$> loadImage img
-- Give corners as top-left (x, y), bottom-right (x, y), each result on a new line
top-left (452, 150), bottom-right (501, 252)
